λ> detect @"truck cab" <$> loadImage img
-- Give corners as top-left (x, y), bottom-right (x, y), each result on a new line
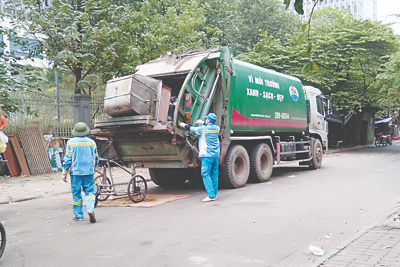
top-left (303, 86), bottom-right (331, 150)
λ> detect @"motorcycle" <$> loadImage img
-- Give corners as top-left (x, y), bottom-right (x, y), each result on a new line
top-left (375, 134), bottom-right (392, 147)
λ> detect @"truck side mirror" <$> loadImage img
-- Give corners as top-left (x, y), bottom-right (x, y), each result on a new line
top-left (326, 97), bottom-right (333, 116)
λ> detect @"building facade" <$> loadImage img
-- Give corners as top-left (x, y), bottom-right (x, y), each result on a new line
top-left (0, 1), bottom-right (50, 68)
top-left (302, 0), bottom-right (377, 21)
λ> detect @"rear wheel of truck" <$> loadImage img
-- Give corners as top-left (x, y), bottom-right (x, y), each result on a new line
top-left (149, 168), bottom-right (167, 186)
top-left (161, 169), bottom-right (188, 187)
top-left (187, 167), bottom-right (205, 189)
top-left (249, 143), bottom-right (273, 183)
top-left (220, 145), bottom-right (250, 189)
top-left (309, 139), bottom-right (323, 169)
top-left (149, 168), bottom-right (187, 187)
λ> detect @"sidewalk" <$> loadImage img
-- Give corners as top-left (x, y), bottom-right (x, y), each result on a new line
top-left (0, 172), bottom-right (70, 204)
top-left (0, 167), bottom-right (150, 205)
top-left (326, 144), bottom-right (375, 155)
top-left (313, 208), bottom-right (400, 267)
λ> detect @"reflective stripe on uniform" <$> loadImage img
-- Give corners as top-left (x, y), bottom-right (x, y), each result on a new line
top-left (72, 201), bottom-right (82, 205)
top-left (202, 130), bottom-right (219, 133)
top-left (85, 196), bottom-right (95, 200)
top-left (69, 142), bottom-right (96, 148)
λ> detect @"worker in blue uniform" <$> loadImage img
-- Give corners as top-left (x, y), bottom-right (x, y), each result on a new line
top-left (180, 113), bottom-right (220, 202)
top-left (62, 122), bottom-right (99, 223)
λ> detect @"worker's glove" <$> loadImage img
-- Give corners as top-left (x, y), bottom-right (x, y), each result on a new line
top-left (179, 122), bottom-right (187, 128)
top-left (195, 119), bottom-right (204, 125)
top-left (61, 169), bottom-right (69, 183)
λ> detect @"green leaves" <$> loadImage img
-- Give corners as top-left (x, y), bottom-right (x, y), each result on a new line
top-left (199, 0), bottom-right (301, 54)
top-left (301, 60), bottom-right (318, 74)
top-left (302, 61), bottom-right (312, 74)
top-left (293, 0), bottom-right (304, 15)
top-left (301, 23), bottom-right (307, 33)
top-left (312, 61), bottom-right (319, 71)
top-left (240, 8), bottom-right (399, 110)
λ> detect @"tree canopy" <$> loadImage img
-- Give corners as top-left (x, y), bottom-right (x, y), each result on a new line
top-left (199, 0), bottom-right (301, 54)
top-left (8, 0), bottom-right (212, 94)
top-left (239, 8), bottom-right (400, 110)
top-left (1, 0), bottom-right (399, 115)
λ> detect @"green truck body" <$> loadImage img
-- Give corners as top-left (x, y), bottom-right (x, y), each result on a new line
top-left (93, 47), bottom-right (330, 188)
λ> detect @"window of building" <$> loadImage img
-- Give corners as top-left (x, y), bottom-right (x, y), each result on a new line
top-left (348, 5), bottom-right (351, 10)
top-left (354, 5), bottom-right (357, 13)
top-left (10, 37), bottom-right (43, 59)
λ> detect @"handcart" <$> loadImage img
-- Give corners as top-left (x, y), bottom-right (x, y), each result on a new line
top-left (94, 158), bottom-right (147, 207)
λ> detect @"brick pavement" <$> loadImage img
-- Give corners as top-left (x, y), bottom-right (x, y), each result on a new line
top-left (318, 217), bottom-right (400, 267)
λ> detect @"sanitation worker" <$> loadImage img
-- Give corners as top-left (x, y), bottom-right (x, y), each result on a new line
top-left (180, 113), bottom-right (220, 202)
top-left (62, 122), bottom-right (99, 223)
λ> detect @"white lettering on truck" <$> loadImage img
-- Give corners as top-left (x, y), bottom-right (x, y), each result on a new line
top-left (247, 88), bottom-right (259, 97)
top-left (246, 74), bottom-right (280, 89)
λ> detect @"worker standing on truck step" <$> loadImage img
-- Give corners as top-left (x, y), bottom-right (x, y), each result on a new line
top-left (167, 96), bottom-right (177, 121)
top-left (180, 113), bottom-right (220, 202)
top-left (62, 122), bottom-right (99, 223)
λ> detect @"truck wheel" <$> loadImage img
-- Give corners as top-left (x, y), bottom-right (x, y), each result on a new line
top-left (249, 143), bottom-right (273, 183)
top-left (187, 167), bottom-right (205, 188)
top-left (149, 168), bottom-right (187, 187)
top-left (161, 169), bottom-right (187, 187)
top-left (309, 139), bottom-right (323, 169)
top-left (149, 168), bottom-right (167, 186)
top-left (220, 145), bottom-right (250, 188)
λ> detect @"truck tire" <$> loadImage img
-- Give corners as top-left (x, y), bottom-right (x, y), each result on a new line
top-left (187, 167), bottom-right (205, 188)
top-left (149, 168), bottom-right (187, 187)
top-left (149, 168), bottom-right (167, 186)
top-left (220, 145), bottom-right (250, 189)
top-left (309, 139), bottom-right (323, 169)
top-left (249, 143), bottom-right (273, 183)
top-left (161, 169), bottom-right (188, 187)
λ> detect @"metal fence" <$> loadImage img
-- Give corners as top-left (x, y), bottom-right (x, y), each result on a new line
top-left (3, 92), bottom-right (108, 137)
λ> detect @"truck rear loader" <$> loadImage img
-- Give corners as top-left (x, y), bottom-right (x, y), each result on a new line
top-left (92, 47), bottom-right (331, 188)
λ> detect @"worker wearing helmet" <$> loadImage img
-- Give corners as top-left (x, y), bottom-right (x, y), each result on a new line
top-left (180, 113), bottom-right (220, 202)
top-left (62, 122), bottom-right (99, 223)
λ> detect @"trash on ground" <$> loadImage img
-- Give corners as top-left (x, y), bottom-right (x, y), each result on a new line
top-left (309, 245), bottom-right (325, 256)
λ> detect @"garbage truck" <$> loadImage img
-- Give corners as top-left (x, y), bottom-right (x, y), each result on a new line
top-left (92, 47), bottom-right (332, 188)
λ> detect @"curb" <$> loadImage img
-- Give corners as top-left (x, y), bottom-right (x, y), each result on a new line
top-left (325, 144), bottom-right (375, 155)
top-left (0, 191), bottom-right (70, 205)
top-left (310, 206), bottom-right (400, 267)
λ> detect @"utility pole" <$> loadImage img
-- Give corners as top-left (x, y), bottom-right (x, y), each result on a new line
top-left (56, 70), bottom-right (60, 122)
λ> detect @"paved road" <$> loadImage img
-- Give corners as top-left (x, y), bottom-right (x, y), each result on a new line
top-left (1, 144), bottom-right (400, 267)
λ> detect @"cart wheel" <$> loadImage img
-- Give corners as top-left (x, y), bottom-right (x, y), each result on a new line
top-left (0, 222), bottom-right (6, 259)
top-left (94, 175), bottom-right (112, 202)
top-left (94, 189), bottom-right (100, 208)
top-left (128, 175), bottom-right (147, 203)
